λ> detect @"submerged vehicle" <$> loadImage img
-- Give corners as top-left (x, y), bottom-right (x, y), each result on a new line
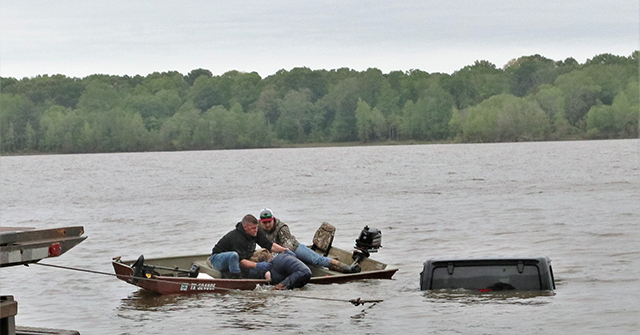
top-left (113, 225), bottom-right (397, 295)
top-left (420, 256), bottom-right (555, 292)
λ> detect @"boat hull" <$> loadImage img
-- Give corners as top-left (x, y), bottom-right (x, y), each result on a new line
top-left (113, 258), bottom-right (267, 294)
top-left (112, 247), bottom-right (397, 295)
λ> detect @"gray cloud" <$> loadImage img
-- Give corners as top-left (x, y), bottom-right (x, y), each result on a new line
top-left (1, 0), bottom-right (637, 78)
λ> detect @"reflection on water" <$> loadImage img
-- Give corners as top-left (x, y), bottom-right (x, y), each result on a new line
top-left (118, 288), bottom-right (277, 311)
top-left (423, 289), bottom-right (555, 306)
top-left (115, 283), bottom-right (386, 332)
top-left (118, 290), bottom-right (193, 311)
top-left (349, 301), bottom-right (381, 324)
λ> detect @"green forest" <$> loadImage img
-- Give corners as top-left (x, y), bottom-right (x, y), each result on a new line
top-left (1, 52), bottom-right (638, 154)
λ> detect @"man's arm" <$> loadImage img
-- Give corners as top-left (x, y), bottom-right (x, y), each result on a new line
top-left (270, 242), bottom-right (288, 253)
top-left (240, 259), bottom-right (257, 268)
top-left (240, 259), bottom-right (271, 272)
top-left (276, 225), bottom-right (298, 250)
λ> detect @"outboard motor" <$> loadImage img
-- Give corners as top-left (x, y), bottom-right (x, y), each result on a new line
top-left (355, 226), bottom-right (382, 251)
top-left (131, 255), bottom-right (146, 284)
top-left (353, 226), bottom-right (382, 264)
top-left (188, 264), bottom-right (200, 278)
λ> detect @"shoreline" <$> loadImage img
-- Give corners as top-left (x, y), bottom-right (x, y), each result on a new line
top-left (0, 137), bottom-right (630, 157)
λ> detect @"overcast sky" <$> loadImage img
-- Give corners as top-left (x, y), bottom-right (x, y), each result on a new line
top-left (1, 1), bottom-right (638, 79)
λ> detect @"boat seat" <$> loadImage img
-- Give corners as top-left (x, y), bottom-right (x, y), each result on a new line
top-left (192, 259), bottom-right (222, 278)
top-left (311, 222), bottom-right (335, 256)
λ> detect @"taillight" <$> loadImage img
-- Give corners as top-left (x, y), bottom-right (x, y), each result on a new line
top-left (49, 243), bottom-right (62, 256)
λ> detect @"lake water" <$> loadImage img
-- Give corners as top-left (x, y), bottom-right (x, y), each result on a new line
top-left (1, 139), bottom-right (639, 334)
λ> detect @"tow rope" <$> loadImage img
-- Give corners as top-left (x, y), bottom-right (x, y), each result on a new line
top-left (30, 262), bottom-right (383, 306)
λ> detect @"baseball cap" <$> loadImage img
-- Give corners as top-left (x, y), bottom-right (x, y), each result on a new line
top-left (259, 208), bottom-right (274, 222)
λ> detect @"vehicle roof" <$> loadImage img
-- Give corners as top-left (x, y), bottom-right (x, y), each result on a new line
top-left (425, 256), bottom-right (551, 263)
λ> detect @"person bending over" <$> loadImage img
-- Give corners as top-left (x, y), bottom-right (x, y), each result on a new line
top-left (250, 249), bottom-right (312, 290)
top-left (210, 214), bottom-right (287, 278)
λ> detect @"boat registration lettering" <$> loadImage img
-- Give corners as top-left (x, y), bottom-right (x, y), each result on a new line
top-left (188, 283), bottom-right (216, 291)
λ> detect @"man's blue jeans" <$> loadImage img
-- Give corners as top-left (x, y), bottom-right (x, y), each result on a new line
top-left (209, 251), bottom-right (241, 274)
top-left (294, 244), bottom-right (331, 267)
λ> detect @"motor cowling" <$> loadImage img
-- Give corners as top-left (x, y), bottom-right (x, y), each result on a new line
top-left (355, 226), bottom-right (382, 252)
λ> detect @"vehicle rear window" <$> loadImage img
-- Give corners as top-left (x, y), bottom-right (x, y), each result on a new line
top-left (431, 264), bottom-right (542, 291)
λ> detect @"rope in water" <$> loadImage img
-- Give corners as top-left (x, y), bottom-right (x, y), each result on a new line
top-left (31, 262), bottom-right (382, 306)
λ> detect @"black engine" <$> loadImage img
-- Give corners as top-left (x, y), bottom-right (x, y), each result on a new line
top-left (352, 226), bottom-right (382, 264)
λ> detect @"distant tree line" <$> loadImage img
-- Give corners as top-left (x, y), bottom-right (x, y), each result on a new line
top-left (1, 52), bottom-right (638, 154)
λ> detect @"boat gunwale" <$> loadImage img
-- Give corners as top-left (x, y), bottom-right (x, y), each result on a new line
top-left (111, 248), bottom-right (397, 295)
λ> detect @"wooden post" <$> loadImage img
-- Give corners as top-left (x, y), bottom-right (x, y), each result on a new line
top-left (1, 295), bottom-right (17, 335)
